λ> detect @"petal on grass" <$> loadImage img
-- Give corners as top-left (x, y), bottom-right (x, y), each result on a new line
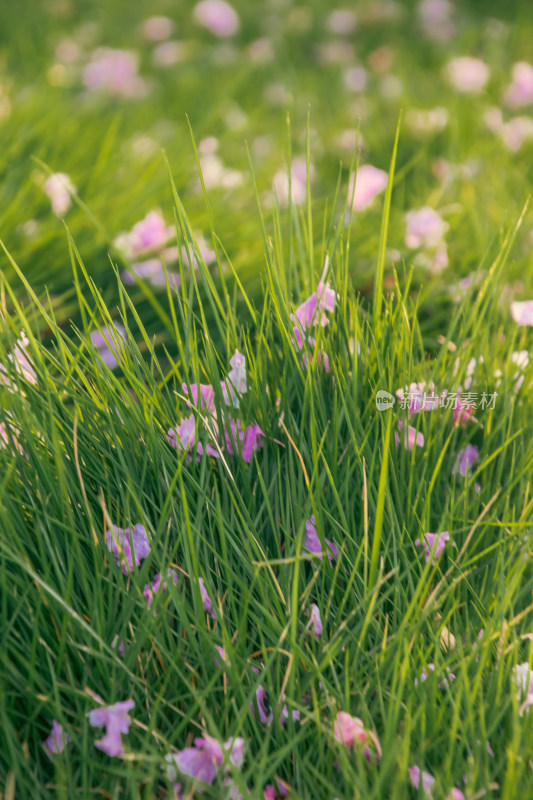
top-left (87, 700), bottom-right (134, 757)
top-left (105, 524), bottom-right (150, 574)
top-left (43, 720), bottom-right (70, 756)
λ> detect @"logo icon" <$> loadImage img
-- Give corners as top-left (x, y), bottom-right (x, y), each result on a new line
top-left (375, 390), bottom-right (395, 411)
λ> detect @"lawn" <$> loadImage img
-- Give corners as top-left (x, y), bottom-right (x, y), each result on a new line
top-left (0, 1), bottom-right (532, 798)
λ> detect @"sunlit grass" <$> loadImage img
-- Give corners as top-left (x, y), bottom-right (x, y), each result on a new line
top-left (0, 149), bottom-right (531, 797)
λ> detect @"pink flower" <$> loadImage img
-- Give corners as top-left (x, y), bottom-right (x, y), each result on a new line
top-left (264, 780), bottom-right (289, 799)
top-left (182, 353), bottom-right (247, 413)
top-left (251, 683), bottom-right (299, 727)
top-left (167, 414), bottom-right (219, 459)
top-left (454, 402), bottom-right (473, 426)
top-left (215, 645), bottom-right (229, 665)
top-left (306, 604), bottom-right (323, 638)
top-left (292, 281), bottom-right (338, 331)
top-left (273, 157), bottom-right (313, 206)
top-left (43, 173), bottom-right (75, 217)
top-left (414, 663), bottom-right (436, 684)
top-left (415, 532), bottom-right (450, 563)
top-left (472, 628), bottom-right (484, 654)
top-left (499, 116), bottom-right (533, 152)
top-left (87, 699), bottom-right (135, 757)
top-left (291, 277), bottom-right (337, 371)
top-left (279, 703), bottom-right (301, 726)
top-left (122, 259), bottom-right (180, 289)
top-left (349, 165), bottom-right (388, 211)
top-left (395, 420), bottom-right (424, 450)
top-left (199, 577), bottom-right (217, 619)
top-left (454, 355), bottom-right (483, 391)
top-left (105, 524), bottom-right (150, 574)
top-left (144, 569), bottom-right (178, 612)
top-left (333, 712), bottom-right (366, 747)
top-left (452, 444), bottom-right (478, 477)
top-left (301, 343), bottom-right (330, 372)
top-left (43, 720), bottom-right (70, 756)
top-left (510, 300), bottom-right (533, 326)
top-left (168, 414), bottom-right (196, 450)
top-left (253, 685), bottom-right (274, 725)
top-left (180, 235), bottom-right (216, 268)
top-left (303, 516), bottom-right (338, 566)
top-left (115, 210), bottom-right (174, 258)
top-left (224, 419), bottom-right (265, 462)
top-left (83, 48), bottom-right (146, 97)
top-left (414, 662), bottom-right (456, 687)
top-left (504, 62), bottom-right (533, 107)
top-left (169, 413), bottom-right (262, 463)
top-left (193, 0), bottom-right (239, 36)
top-left (141, 16), bottom-right (174, 41)
top-left (199, 151), bottom-right (243, 190)
top-left (405, 207), bottom-right (448, 250)
top-left (442, 388), bottom-right (475, 426)
top-left (181, 383), bottom-right (216, 413)
top-left (419, 0), bottom-right (455, 41)
top-left (446, 789), bottom-right (465, 800)
top-left (396, 382), bottom-right (439, 415)
top-left (9, 333), bottom-right (37, 384)
top-left (170, 735), bottom-right (222, 784)
top-left (0, 419), bottom-right (25, 457)
top-left (438, 669), bottom-right (456, 688)
top-left (333, 711), bottom-right (382, 761)
top-left (428, 241), bottom-right (449, 273)
top-left (241, 423), bottom-right (265, 462)
top-left (166, 735), bottom-right (244, 785)
top-left (409, 766), bottom-right (435, 796)
top-left (90, 324), bottom-right (127, 370)
top-left (445, 57), bottom-right (489, 93)
top-left (221, 350), bottom-right (247, 407)
top-left (224, 417), bottom-right (244, 456)
top-left (448, 272), bottom-right (483, 302)
top-left (0, 331), bottom-right (37, 391)
top-left (512, 663), bottom-right (533, 715)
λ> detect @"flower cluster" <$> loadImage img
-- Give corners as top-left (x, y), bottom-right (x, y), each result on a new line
top-left (168, 351), bottom-right (264, 463)
top-left (83, 48), bottom-right (147, 97)
top-left (166, 734), bottom-right (245, 798)
top-left (115, 210), bottom-right (216, 291)
top-left (37, 271), bottom-right (532, 796)
top-left (291, 276), bottom-right (338, 371)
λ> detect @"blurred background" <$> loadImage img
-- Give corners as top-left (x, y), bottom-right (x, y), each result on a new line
top-left (0, 0), bottom-right (532, 338)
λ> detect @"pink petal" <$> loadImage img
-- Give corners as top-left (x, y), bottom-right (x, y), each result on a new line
top-left (349, 165), bottom-right (388, 211)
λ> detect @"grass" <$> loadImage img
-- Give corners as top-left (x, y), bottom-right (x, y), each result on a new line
top-left (0, 1), bottom-right (533, 798)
